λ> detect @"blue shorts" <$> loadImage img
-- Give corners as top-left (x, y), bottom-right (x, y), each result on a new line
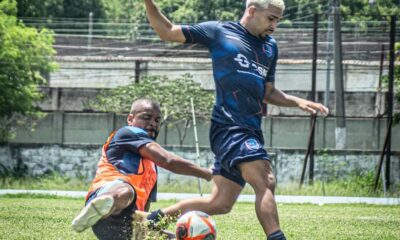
top-left (210, 122), bottom-right (270, 187)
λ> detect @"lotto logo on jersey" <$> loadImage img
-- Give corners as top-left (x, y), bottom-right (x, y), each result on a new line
top-left (244, 139), bottom-right (260, 150)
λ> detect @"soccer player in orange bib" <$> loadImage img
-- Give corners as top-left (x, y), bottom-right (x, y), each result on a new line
top-left (71, 98), bottom-right (212, 239)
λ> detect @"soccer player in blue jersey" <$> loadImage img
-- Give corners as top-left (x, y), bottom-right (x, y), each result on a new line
top-left (142, 0), bottom-right (329, 239)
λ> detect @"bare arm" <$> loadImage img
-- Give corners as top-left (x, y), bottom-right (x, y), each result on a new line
top-left (139, 142), bottom-right (212, 181)
top-left (144, 0), bottom-right (186, 43)
top-left (264, 82), bottom-right (329, 115)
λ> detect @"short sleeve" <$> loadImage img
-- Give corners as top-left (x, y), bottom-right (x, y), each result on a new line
top-left (109, 126), bottom-right (154, 153)
top-left (265, 42), bottom-right (278, 83)
top-left (181, 21), bottom-right (219, 47)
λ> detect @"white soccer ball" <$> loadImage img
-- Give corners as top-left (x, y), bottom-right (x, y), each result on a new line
top-left (175, 211), bottom-right (217, 240)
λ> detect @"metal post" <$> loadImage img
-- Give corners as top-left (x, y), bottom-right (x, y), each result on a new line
top-left (135, 61), bottom-right (141, 83)
top-left (385, 16), bottom-right (396, 189)
top-left (269, 117), bottom-right (273, 148)
top-left (311, 14), bottom-right (318, 103)
top-left (88, 12), bottom-right (93, 50)
top-left (374, 16), bottom-right (396, 191)
top-left (51, 88), bottom-right (60, 111)
top-left (309, 13), bottom-right (319, 184)
top-left (300, 113), bottom-right (318, 188)
top-left (164, 125), bottom-right (168, 145)
top-left (324, 0), bottom-right (334, 108)
top-left (374, 119), bottom-right (392, 191)
top-left (60, 111), bottom-right (65, 145)
top-left (376, 45), bottom-right (385, 148)
top-left (191, 98), bottom-right (203, 196)
top-left (333, 0), bottom-right (346, 149)
top-left (323, 1), bottom-right (334, 148)
top-left (109, 112), bottom-right (116, 133)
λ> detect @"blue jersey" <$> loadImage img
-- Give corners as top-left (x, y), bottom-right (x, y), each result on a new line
top-left (107, 126), bottom-right (154, 174)
top-left (182, 21), bottom-right (278, 131)
top-left (106, 126), bottom-right (157, 201)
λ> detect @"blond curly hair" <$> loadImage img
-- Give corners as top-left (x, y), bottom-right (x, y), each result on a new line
top-left (246, 0), bottom-right (285, 11)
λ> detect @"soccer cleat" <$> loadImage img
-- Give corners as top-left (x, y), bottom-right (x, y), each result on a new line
top-left (71, 195), bottom-right (114, 232)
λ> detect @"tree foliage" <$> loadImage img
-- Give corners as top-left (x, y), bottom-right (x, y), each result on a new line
top-left (99, 0), bottom-right (146, 38)
top-left (164, 0), bottom-right (245, 22)
top-left (16, 0), bottom-right (105, 19)
top-left (99, 0), bottom-right (244, 25)
top-left (16, 0), bottom-right (63, 19)
top-left (15, 0), bottom-right (399, 26)
top-left (0, 0), bottom-right (57, 141)
top-left (90, 74), bottom-right (215, 145)
top-left (282, 0), bottom-right (399, 22)
top-left (340, 0), bottom-right (399, 22)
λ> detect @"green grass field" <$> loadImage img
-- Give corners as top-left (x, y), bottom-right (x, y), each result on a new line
top-left (2, 173), bottom-right (399, 197)
top-left (1, 194), bottom-right (399, 240)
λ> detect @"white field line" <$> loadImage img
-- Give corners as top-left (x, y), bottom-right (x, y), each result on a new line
top-left (1, 189), bottom-right (399, 205)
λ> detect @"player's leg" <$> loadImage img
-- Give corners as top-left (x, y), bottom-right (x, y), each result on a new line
top-left (142, 122), bottom-right (244, 228)
top-left (91, 214), bottom-right (134, 240)
top-left (140, 175), bottom-right (242, 227)
top-left (72, 180), bottom-right (135, 232)
top-left (101, 181), bottom-right (135, 216)
top-left (161, 175), bottom-right (242, 216)
top-left (238, 160), bottom-right (286, 239)
top-left (133, 179), bottom-right (241, 240)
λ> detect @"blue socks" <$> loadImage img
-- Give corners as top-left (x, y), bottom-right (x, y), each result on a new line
top-left (267, 230), bottom-right (286, 240)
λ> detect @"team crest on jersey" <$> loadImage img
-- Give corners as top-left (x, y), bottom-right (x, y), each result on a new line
top-left (263, 43), bottom-right (273, 58)
top-left (244, 139), bottom-right (260, 150)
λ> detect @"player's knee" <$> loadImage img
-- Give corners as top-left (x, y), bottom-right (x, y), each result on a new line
top-left (114, 186), bottom-right (135, 207)
top-left (251, 173), bottom-right (276, 194)
top-left (266, 173), bottom-right (276, 190)
top-left (213, 202), bottom-right (233, 214)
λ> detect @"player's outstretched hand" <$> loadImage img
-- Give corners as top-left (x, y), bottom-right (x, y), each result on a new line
top-left (297, 99), bottom-right (329, 116)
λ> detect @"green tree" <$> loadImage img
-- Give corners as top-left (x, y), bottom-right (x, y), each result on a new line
top-left (100, 0), bottom-right (146, 38)
top-left (166, 0), bottom-right (245, 22)
top-left (282, 0), bottom-right (325, 21)
top-left (16, 0), bottom-right (105, 19)
top-left (100, 0), bottom-right (244, 34)
top-left (0, 0), bottom-right (57, 141)
top-left (15, 0), bottom-right (400, 24)
top-left (90, 74), bottom-right (214, 145)
top-left (16, 0), bottom-right (63, 19)
top-left (340, 0), bottom-right (399, 22)
top-left (62, 0), bottom-right (105, 19)
top-left (279, 0), bottom-right (399, 22)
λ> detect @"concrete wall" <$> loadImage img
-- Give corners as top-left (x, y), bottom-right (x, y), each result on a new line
top-left (0, 144), bottom-right (399, 186)
top-left (38, 87), bottom-right (386, 117)
top-left (11, 112), bottom-right (400, 151)
top-left (49, 60), bottom-right (385, 92)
